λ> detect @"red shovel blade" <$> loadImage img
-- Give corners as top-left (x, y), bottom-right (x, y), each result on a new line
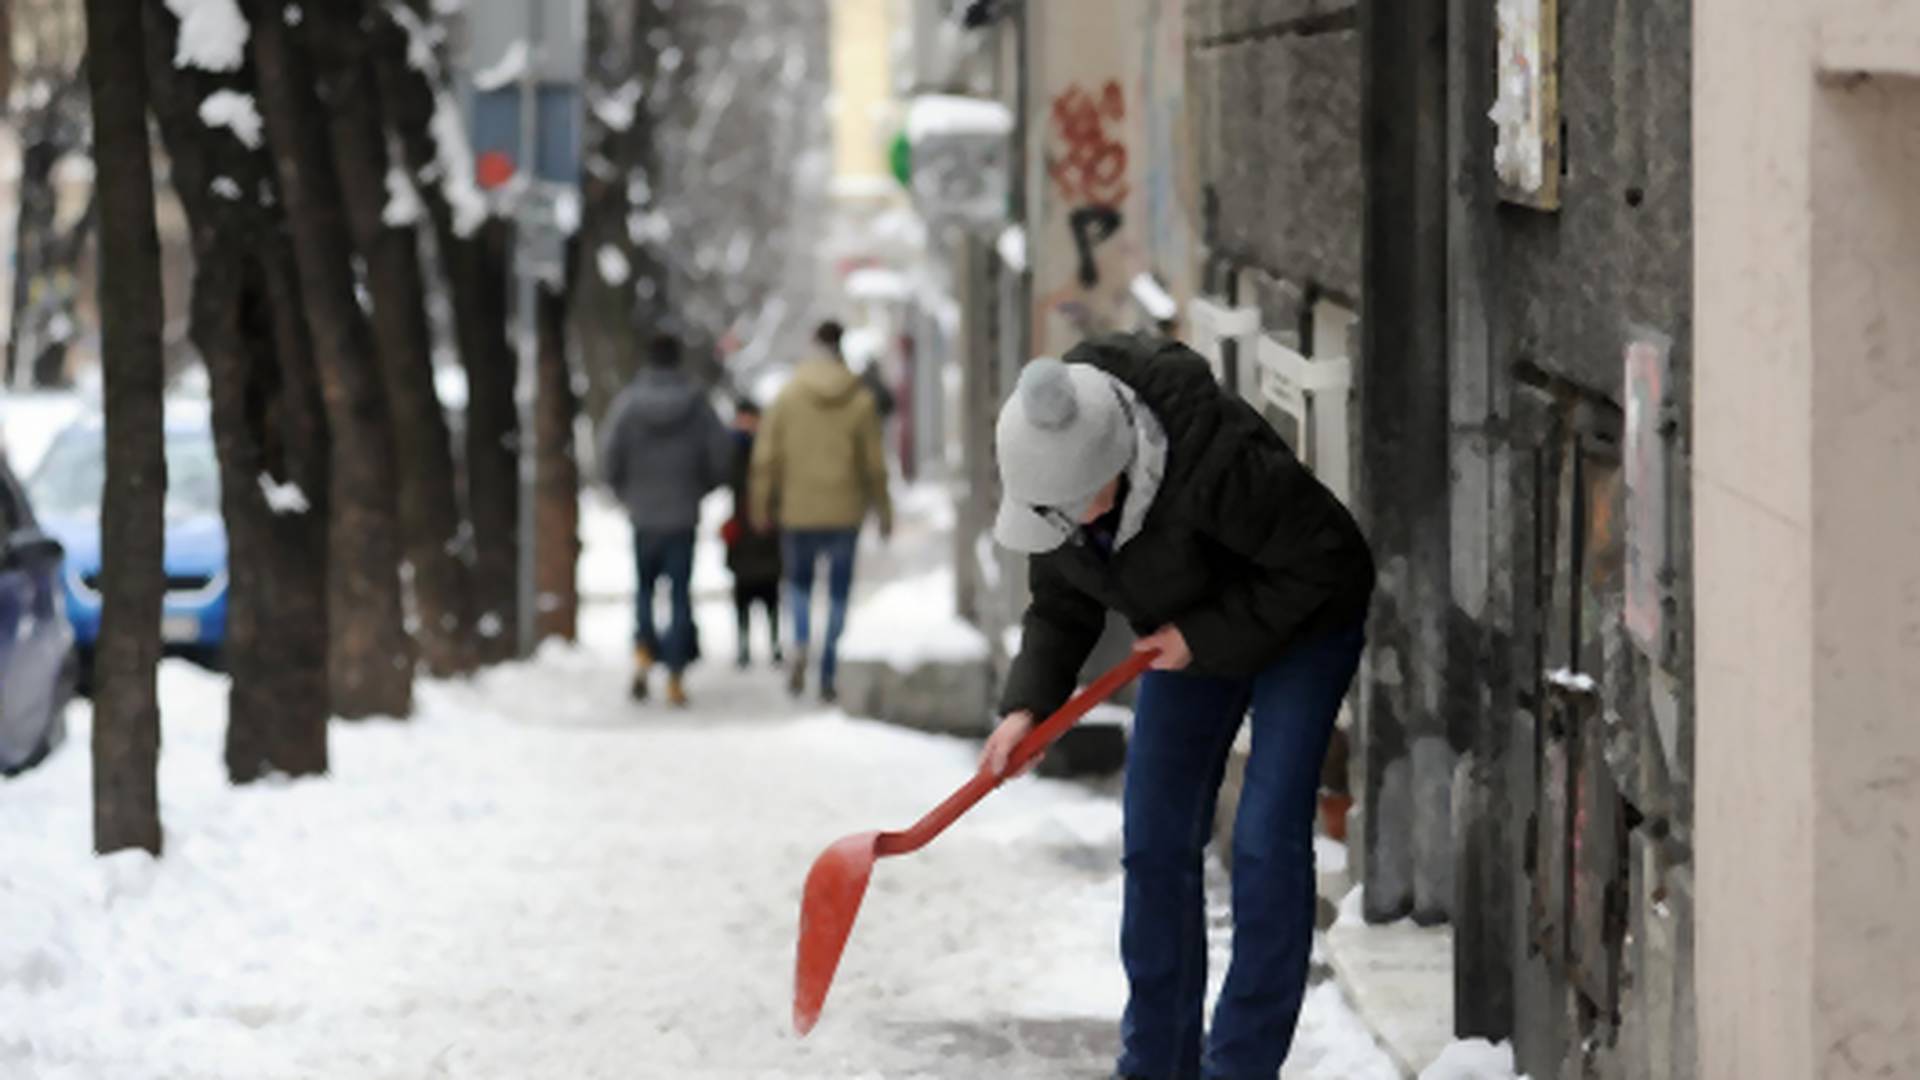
top-left (792, 831), bottom-right (880, 1036)
top-left (790, 652), bottom-right (1156, 1037)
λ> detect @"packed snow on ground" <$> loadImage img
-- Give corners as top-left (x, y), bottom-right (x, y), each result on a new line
top-left (893, 483), bottom-right (957, 534)
top-left (576, 489), bottom-right (732, 605)
top-left (1314, 835), bottom-right (1350, 877)
top-left (1336, 884), bottom-right (1367, 928)
top-left (165, 0), bottom-right (249, 73)
top-left (0, 490), bottom-right (1400, 1077)
top-left (838, 567), bottom-right (990, 672)
top-left (1, 581), bottom-right (1400, 1080)
top-left (844, 268), bottom-right (910, 303)
top-left (1420, 1038), bottom-right (1523, 1079)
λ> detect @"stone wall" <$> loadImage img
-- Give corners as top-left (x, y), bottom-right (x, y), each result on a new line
top-left (1445, 2), bottom-right (1696, 1075)
top-left (1187, 1), bottom-right (1700, 1075)
top-left (1182, 0), bottom-right (1377, 893)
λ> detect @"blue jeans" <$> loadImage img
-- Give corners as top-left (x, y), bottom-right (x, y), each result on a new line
top-left (1118, 622), bottom-right (1366, 1080)
top-left (633, 529), bottom-right (696, 674)
top-left (782, 529), bottom-right (859, 691)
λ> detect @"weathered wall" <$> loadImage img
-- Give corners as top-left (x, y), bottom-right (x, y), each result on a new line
top-left (1696, 2), bottom-right (1920, 1073)
top-left (1183, 0), bottom-right (1381, 896)
top-left (1449, 3), bottom-right (1697, 1076)
top-left (1186, 0), bottom-right (1361, 304)
top-left (1808, 72), bottom-right (1920, 1080)
top-left (1027, 0), bottom-right (1195, 358)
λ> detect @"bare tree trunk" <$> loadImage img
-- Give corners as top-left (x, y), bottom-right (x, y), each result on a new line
top-left (374, 5), bottom-right (519, 662)
top-left (248, 0), bottom-right (415, 718)
top-left (534, 273), bottom-right (580, 643)
top-left (311, 0), bottom-right (475, 677)
top-left (141, 0), bottom-right (331, 780)
top-left (465, 217), bottom-right (520, 658)
top-left (83, 0), bottom-right (164, 855)
top-left (7, 138), bottom-right (58, 385)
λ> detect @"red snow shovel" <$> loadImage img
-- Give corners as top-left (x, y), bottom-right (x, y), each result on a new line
top-left (792, 650), bottom-right (1156, 1035)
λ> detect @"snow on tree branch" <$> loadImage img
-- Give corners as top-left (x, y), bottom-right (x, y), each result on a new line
top-left (383, 166), bottom-right (425, 227)
top-left (473, 41), bottom-right (529, 92)
top-left (387, 2), bottom-right (490, 238)
top-left (163, 0), bottom-right (250, 73)
top-left (198, 90), bottom-right (264, 149)
top-left (258, 474), bottom-right (311, 515)
top-left (596, 245), bottom-right (631, 286)
top-left (387, 2), bottom-right (446, 75)
top-left (590, 80), bottom-right (645, 133)
top-left (429, 91), bottom-right (489, 237)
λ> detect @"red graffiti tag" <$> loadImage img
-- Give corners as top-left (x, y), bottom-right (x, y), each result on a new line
top-left (1047, 80), bottom-right (1130, 205)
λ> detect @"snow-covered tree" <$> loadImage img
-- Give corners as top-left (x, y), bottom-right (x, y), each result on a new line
top-left (309, 0), bottom-right (476, 679)
top-left (84, 0), bottom-right (165, 854)
top-left (141, 0), bottom-right (332, 781)
top-left (576, 0), bottom-right (831, 419)
top-left (375, 0), bottom-right (522, 662)
top-left (246, 0), bottom-right (416, 719)
top-left (5, 0), bottom-right (92, 388)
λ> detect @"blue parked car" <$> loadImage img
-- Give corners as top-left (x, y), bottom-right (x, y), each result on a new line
top-left (28, 410), bottom-right (228, 684)
top-left (0, 450), bottom-right (76, 775)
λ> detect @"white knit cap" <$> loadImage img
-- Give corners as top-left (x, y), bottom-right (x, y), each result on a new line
top-left (992, 358), bottom-right (1137, 554)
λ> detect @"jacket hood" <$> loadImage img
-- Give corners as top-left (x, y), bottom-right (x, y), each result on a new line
top-left (790, 354), bottom-right (865, 407)
top-left (624, 370), bottom-right (705, 430)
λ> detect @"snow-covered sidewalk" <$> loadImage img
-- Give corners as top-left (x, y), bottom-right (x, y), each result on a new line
top-left (4, 577), bottom-right (1402, 1079)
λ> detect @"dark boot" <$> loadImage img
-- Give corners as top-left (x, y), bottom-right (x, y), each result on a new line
top-left (787, 648), bottom-right (808, 698)
top-left (630, 645), bottom-right (653, 701)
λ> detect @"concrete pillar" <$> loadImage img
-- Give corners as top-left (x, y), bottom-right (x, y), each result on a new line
top-left (1695, 3), bottom-right (1920, 1076)
top-left (1358, 0), bottom-right (1453, 927)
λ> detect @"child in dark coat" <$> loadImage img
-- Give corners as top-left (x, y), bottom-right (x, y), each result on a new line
top-left (726, 401), bottom-right (784, 667)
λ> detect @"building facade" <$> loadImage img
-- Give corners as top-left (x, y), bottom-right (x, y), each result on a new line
top-left (927, 4), bottom-right (1919, 1074)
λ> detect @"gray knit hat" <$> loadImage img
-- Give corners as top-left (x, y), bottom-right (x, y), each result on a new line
top-left (993, 358), bottom-right (1137, 554)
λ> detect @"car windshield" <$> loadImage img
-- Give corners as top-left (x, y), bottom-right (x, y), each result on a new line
top-left (27, 424), bottom-right (222, 520)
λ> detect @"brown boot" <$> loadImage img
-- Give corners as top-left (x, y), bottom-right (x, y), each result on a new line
top-left (666, 674), bottom-right (690, 708)
top-left (786, 648), bottom-right (808, 698)
top-left (631, 645), bottom-right (654, 701)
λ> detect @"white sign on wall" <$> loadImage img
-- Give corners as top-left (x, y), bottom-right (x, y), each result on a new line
top-left (1490, 0), bottom-right (1560, 210)
top-left (907, 95), bottom-right (1013, 231)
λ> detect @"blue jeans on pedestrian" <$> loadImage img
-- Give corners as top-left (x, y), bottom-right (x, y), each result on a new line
top-left (634, 529), bottom-right (696, 675)
top-left (782, 529), bottom-right (859, 692)
top-left (1117, 621), bottom-right (1366, 1080)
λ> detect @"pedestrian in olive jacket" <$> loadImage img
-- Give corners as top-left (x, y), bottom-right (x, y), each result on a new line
top-left (978, 333), bottom-right (1375, 1080)
top-left (749, 321), bottom-right (893, 703)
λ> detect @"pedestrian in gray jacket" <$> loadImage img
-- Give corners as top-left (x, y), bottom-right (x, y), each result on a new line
top-left (600, 334), bottom-right (733, 705)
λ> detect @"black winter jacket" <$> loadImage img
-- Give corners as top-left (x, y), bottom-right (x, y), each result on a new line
top-left (727, 430), bottom-right (783, 587)
top-left (997, 334), bottom-right (1376, 719)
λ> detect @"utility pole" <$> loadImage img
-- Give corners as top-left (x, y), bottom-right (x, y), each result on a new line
top-left (514, 0), bottom-right (540, 658)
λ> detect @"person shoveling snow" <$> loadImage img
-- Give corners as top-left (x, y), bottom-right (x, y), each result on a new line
top-left (978, 334), bottom-right (1377, 1080)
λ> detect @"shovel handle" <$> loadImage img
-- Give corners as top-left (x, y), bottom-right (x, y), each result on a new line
top-left (873, 650), bottom-right (1156, 857)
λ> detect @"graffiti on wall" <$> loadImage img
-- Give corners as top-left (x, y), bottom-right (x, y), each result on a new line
top-left (1028, 0), bottom-right (1192, 358)
top-left (1048, 80), bottom-right (1130, 205)
top-left (1036, 80), bottom-right (1133, 340)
